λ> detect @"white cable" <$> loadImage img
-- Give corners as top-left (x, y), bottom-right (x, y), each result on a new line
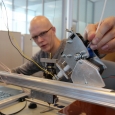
top-left (96, 0), bottom-right (108, 33)
top-left (87, 0), bottom-right (108, 48)
top-left (0, 64), bottom-right (8, 72)
top-left (0, 61), bottom-right (11, 72)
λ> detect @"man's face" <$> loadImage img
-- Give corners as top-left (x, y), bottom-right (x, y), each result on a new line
top-left (30, 24), bottom-right (55, 53)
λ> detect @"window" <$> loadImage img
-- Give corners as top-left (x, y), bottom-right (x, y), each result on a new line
top-left (0, 0), bottom-right (12, 31)
top-left (44, 0), bottom-right (62, 39)
top-left (13, 6), bottom-right (26, 33)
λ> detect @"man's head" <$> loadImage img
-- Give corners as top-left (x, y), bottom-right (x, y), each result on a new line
top-left (29, 16), bottom-right (60, 54)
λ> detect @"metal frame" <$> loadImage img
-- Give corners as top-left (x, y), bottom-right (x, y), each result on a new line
top-left (26, 0), bottom-right (28, 34)
top-left (0, 92), bottom-right (28, 109)
top-left (0, 72), bottom-right (115, 108)
top-left (66, 0), bottom-right (73, 38)
top-left (61, 0), bottom-right (66, 39)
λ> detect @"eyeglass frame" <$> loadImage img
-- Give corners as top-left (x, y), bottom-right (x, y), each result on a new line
top-left (30, 27), bottom-right (52, 41)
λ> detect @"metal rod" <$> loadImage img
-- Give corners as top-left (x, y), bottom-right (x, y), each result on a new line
top-left (0, 71), bottom-right (115, 108)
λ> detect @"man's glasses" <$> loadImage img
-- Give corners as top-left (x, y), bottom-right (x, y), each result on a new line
top-left (31, 27), bottom-right (52, 40)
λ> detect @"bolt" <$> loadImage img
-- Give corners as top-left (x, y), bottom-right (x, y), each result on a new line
top-left (66, 40), bottom-right (73, 43)
top-left (79, 60), bottom-right (82, 64)
top-left (74, 54), bottom-right (81, 61)
top-left (80, 50), bottom-right (86, 55)
top-left (61, 54), bottom-right (66, 58)
top-left (82, 54), bottom-right (89, 59)
top-left (66, 54), bottom-right (72, 58)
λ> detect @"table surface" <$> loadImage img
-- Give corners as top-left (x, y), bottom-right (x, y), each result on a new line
top-left (1, 101), bottom-right (59, 115)
top-left (0, 83), bottom-right (60, 115)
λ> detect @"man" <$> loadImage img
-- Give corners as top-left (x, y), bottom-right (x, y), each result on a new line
top-left (12, 16), bottom-right (115, 77)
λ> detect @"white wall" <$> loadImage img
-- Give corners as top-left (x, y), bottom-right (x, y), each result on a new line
top-left (33, 46), bottom-right (41, 56)
top-left (0, 31), bottom-right (23, 70)
top-left (94, 0), bottom-right (115, 23)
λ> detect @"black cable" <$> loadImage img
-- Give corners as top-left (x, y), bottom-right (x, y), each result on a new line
top-left (7, 29), bottom-right (33, 63)
top-left (0, 101), bottom-right (27, 115)
top-left (1, 1), bottom-right (39, 114)
top-left (1, 0), bottom-right (8, 30)
top-left (103, 75), bottom-right (115, 79)
top-left (1, 0), bottom-right (32, 62)
top-left (2, 0), bottom-right (54, 76)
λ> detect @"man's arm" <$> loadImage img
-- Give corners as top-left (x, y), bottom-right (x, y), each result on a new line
top-left (11, 51), bottom-right (44, 75)
top-left (84, 16), bottom-right (115, 54)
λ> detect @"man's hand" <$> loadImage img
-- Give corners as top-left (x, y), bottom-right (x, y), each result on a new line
top-left (84, 16), bottom-right (115, 54)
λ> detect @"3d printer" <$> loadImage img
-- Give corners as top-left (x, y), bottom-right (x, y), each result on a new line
top-left (0, 31), bottom-right (115, 115)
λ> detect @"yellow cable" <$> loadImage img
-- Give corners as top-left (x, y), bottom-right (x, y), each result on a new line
top-left (1, 4), bottom-right (54, 77)
top-left (9, 32), bottom-right (23, 53)
top-left (49, 53), bottom-right (52, 59)
top-left (9, 32), bottom-right (54, 77)
top-left (1, 1), bottom-right (54, 78)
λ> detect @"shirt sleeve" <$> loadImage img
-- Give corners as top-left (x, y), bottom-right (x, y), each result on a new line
top-left (11, 51), bottom-right (44, 75)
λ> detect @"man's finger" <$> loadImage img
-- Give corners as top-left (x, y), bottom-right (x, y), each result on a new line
top-left (92, 17), bottom-right (115, 45)
top-left (97, 27), bottom-right (115, 49)
top-left (99, 37), bottom-right (115, 54)
top-left (84, 24), bottom-right (96, 41)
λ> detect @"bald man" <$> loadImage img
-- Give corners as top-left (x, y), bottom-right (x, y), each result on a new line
top-left (11, 16), bottom-right (68, 81)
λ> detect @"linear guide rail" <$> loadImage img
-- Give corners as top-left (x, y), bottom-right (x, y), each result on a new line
top-left (0, 72), bottom-right (115, 108)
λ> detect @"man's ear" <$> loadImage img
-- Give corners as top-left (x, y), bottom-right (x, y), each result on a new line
top-left (52, 27), bottom-right (56, 33)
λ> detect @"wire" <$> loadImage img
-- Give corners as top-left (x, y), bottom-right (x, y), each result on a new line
top-left (1, 2), bottom-right (22, 52)
top-left (1, 0), bottom-right (54, 77)
top-left (103, 75), bottom-right (115, 79)
top-left (87, 0), bottom-right (108, 47)
top-left (1, 2), bottom-right (23, 52)
top-left (0, 64), bottom-right (8, 72)
top-left (7, 30), bottom-right (53, 75)
top-left (1, 0), bottom-right (8, 30)
top-left (0, 101), bottom-right (27, 115)
top-left (9, 32), bottom-right (53, 77)
top-left (96, 0), bottom-right (108, 33)
top-left (0, 61), bottom-right (11, 72)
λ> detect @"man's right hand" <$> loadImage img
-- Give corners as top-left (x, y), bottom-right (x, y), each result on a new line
top-left (84, 16), bottom-right (115, 54)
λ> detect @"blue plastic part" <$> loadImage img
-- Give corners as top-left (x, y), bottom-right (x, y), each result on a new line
top-left (87, 47), bottom-right (94, 58)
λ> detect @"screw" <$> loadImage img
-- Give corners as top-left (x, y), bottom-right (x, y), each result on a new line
top-left (80, 50), bottom-right (86, 55)
top-left (61, 54), bottom-right (66, 58)
top-left (66, 54), bottom-right (72, 58)
top-left (66, 40), bottom-right (73, 43)
top-left (79, 60), bottom-right (82, 64)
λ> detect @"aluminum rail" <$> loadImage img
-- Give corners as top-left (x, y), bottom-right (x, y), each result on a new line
top-left (0, 71), bottom-right (115, 108)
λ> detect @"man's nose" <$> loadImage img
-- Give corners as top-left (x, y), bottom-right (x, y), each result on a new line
top-left (37, 36), bottom-right (43, 43)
